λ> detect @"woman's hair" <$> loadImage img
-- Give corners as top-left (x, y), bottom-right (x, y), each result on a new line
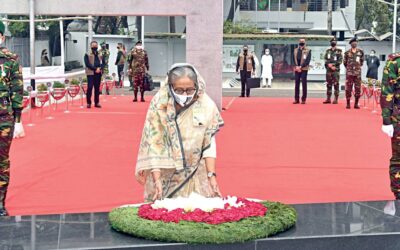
top-left (168, 66), bottom-right (197, 87)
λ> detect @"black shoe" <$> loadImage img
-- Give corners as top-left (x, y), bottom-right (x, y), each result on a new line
top-left (133, 98), bottom-right (138, 102)
top-left (268, 85), bottom-right (271, 88)
top-left (323, 99), bottom-right (331, 104)
top-left (293, 101), bottom-right (300, 104)
top-left (95, 104), bottom-right (102, 108)
top-left (141, 98), bottom-right (145, 102)
top-left (87, 104), bottom-right (91, 109)
top-left (346, 100), bottom-right (351, 109)
top-left (301, 101), bottom-right (306, 104)
top-left (0, 208), bottom-right (9, 216)
top-left (239, 95), bottom-right (245, 98)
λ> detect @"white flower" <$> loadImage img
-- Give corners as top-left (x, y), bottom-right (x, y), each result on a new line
top-left (150, 192), bottom-right (245, 212)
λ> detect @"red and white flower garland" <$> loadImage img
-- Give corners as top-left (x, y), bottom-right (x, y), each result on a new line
top-left (138, 193), bottom-right (267, 225)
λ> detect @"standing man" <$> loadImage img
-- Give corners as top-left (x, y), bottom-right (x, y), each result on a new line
top-left (293, 38), bottom-right (311, 104)
top-left (84, 41), bottom-right (104, 108)
top-left (115, 43), bottom-right (126, 88)
top-left (261, 48), bottom-right (273, 88)
top-left (128, 41), bottom-right (149, 102)
top-left (127, 47), bottom-right (134, 91)
top-left (236, 45), bottom-right (255, 97)
top-left (380, 52), bottom-right (400, 215)
top-left (323, 37), bottom-right (343, 104)
top-left (0, 21), bottom-right (25, 216)
top-left (366, 50), bottom-right (380, 81)
top-left (343, 37), bottom-right (364, 109)
top-left (100, 42), bottom-right (111, 94)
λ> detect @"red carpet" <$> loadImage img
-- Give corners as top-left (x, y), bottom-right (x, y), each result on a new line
top-left (6, 95), bottom-right (393, 215)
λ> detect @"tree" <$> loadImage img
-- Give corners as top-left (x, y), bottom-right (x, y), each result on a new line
top-left (356, 0), bottom-right (391, 35)
top-left (8, 16), bottom-right (29, 37)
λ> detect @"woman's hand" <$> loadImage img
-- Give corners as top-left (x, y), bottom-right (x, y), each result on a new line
top-left (152, 179), bottom-right (163, 201)
top-left (208, 177), bottom-right (222, 197)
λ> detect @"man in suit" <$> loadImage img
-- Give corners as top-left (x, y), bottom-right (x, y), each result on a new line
top-left (293, 38), bottom-right (312, 104)
top-left (236, 45), bottom-right (255, 97)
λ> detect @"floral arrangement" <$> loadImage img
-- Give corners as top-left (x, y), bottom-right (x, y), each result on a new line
top-left (138, 193), bottom-right (267, 225)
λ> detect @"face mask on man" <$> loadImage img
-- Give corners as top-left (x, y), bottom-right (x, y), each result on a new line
top-left (351, 43), bottom-right (357, 49)
top-left (265, 50), bottom-right (270, 55)
top-left (172, 89), bottom-right (195, 107)
top-left (370, 53), bottom-right (375, 57)
top-left (91, 47), bottom-right (98, 53)
top-left (136, 45), bottom-right (143, 50)
top-left (299, 42), bottom-right (305, 47)
top-left (331, 42), bottom-right (336, 47)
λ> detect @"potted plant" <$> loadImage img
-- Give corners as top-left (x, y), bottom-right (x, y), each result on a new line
top-left (36, 84), bottom-right (49, 106)
top-left (51, 81), bottom-right (67, 101)
top-left (81, 77), bottom-right (88, 94)
top-left (68, 79), bottom-right (81, 98)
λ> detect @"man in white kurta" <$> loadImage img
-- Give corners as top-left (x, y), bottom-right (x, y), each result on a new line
top-left (261, 49), bottom-right (273, 88)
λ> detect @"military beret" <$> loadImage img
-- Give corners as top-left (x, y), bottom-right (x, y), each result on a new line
top-left (136, 40), bottom-right (142, 45)
top-left (330, 37), bottom-right (337, 42)
top-left (349, 37), bottom-right (358, 44)
top-left (0, 21), bottom-right (4, 35)
top-left (100, 41), bottom-right (106, 46)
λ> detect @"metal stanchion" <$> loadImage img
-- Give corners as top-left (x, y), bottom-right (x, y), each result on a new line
top-left (112, 73), bottom-right (117, 99)
top-left (79, 77), bottom-right (85, 109)
top-left (26, 86), bottom-right (35, 127)
top-left (64, 79), bottom-right (71, 113)
top-left (45, 82), bottom-right (54, 120)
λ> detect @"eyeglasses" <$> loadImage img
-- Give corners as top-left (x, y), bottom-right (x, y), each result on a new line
top-left (173, 88), bottom-right (196, 95)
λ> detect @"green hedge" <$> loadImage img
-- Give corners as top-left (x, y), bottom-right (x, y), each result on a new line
top-left (109, 201), bottom-right (296, 244)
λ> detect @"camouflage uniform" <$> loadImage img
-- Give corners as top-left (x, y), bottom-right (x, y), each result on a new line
top-left (0, 48), bottom-right (23, 210)
top-left (324, 47), bottom-right (343, 103)
top-left (380, 53), bottom-right (400, 199)
top-left (344, 48), bottom-right (364, 103)
top-left (127, 51), bottom-right (134, 90)
top-left (101, 47), bottom-right (110, 94)
top-left (128, 47), bottom-right (149, 101)
top-left (101, 48), bottom-right (110, 76)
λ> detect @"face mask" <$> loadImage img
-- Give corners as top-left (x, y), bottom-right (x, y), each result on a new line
top-left (136, 45), bottom-right (143, 50)
top-left (351, 44), bottom-right (357, 49)
top-left (172, 89), bottom-right (195, 107)
top-left (370, 53), bottom-right (375, 57)
top-left (243, 48), bottom-right (248, 52)
top-left (330, 42), bottom-right (336, 47)
top-left (265, 51), bottom-right (270, 55)
top-left (91, 47), bottom-right (98, 52)
top-left (299, 42), bottom-right (305, 47)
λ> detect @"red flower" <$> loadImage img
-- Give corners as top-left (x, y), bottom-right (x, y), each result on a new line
top-left (137, 197), bottom-right (267, 225)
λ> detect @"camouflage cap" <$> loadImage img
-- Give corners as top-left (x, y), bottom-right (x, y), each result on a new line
top-left (0, 20), bottom-right (4, 35)
top-left (100, 41), bottom-right (107, 46)
top-left (135, 40), bottom-right (142, 45)
top-left (330, 37), bottom-right (337, 42)
top-left (349, 37), bottom-right (358, 44)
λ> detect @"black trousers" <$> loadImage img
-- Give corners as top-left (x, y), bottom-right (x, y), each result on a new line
top-left (240, 70), bottom-right (251, 97)
top-left (117, 65), bottom-right (124, 86)
top-left (87, 73), bottom-right (102, 105)
top-left (294, 70), bottom-right (308, 102)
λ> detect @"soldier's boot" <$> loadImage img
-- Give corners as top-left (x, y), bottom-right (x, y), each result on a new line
top-left (133, 90), bottom-right (138, 102)
top-left (354, 97), bottom-right (360, 109)
top-left (332, 96), bottom-right (339, 104)
top-left (346, 99), bottom-right (351, 109)
top-left (323, 96), bottom-right (331, 104)
top-left (140, 91), bottom-right (145, 102)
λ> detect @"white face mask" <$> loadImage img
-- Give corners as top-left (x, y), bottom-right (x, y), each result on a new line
top-left (370, 53), bottom-right (375, 57)
top-left (265, 50), bottom-right (270, 55)
top-left (172, 89), bottom-right (195, 107)
top-left (136, 45), bottom-right (143, 50)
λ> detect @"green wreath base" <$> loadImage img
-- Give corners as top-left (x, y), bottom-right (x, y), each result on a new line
top-left (108, 201), bottom-right (297, 244)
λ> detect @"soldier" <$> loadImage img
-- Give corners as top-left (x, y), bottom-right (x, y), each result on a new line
top-left (127, 47), bottom-right (134, 91)
top-left (100, 42), bottom-right (111, 94)
top-left (128, 41), bottom-right (149, 102)
top-left (236, 45), bottom-right (255, 97)
top-left (0, 21), bottom-right (25, 216)
top-left (115, 43), bottom-right (126, 88)
top-left (323, 37), bottom-right (343, 104)
top-left (380, 52), bottom-right (400, 215)
top-left (343, 37), bottom-right (364, 109)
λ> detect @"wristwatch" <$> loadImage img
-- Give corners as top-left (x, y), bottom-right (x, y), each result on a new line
top-left (207, 172), bottom-right (217, 178)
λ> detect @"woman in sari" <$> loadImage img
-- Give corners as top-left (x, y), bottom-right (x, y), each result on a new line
top-left (135, 63), bottom-right (224, 202)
